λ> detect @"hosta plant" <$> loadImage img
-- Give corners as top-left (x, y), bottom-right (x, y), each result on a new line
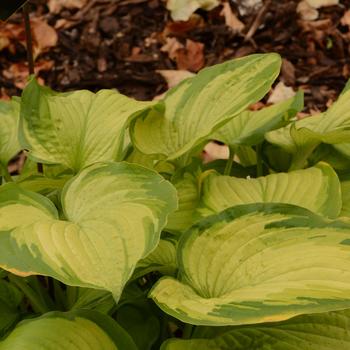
top-left (1, 53), bottom-right (350, 349)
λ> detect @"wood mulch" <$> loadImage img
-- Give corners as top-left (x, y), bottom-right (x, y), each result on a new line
top-left (1, 0), bottom-right (350, 112)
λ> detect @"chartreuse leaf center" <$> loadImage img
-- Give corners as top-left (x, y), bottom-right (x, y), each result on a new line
top-left (131, 53), bottom-right (281, 161)
top-left (20, 78), bottom-right (157, 172)
top-left (160, 309), bottom-right (350, 350)
top-left (0, 162), bottom-right (177, 301)
top-left (198, 162), bottom-right (341, 219)
top-left (150, 203), bottom-right (350, 326)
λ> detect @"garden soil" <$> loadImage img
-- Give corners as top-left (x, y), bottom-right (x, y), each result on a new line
top-left (1, 0), bottom-right (350, 113)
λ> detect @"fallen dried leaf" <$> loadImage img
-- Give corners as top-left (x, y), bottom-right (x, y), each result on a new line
top-left (281, 58), bottom-right (296, 86)
top-left (161, 37), bottom-right (184, 60)
top-left (234, 0), bottom-right (263, 16)
top-left (55, 18), bottom-right (79, 30)
top-left (163, 14), bottom-right (204, 37)
top-left (176, 39), bottom-right (205, 72)
top-left (167, 0), bottom-right (219, 21)
top-left (48, 0), bottom-right (87, 14)
top-left (3, 60), bottom-right (54, 89)
top-left (97, 57), bottom-right (107, 73)
top-left (341, 10), bottom-right (350, 28)
top-left (305, 0), bottom-right (339, 8)
top-left (126, 47), bottom-right (157, 63)
top-left (267, 81), bottom-right (296, 104)
top-left (0, 22), bottom-right (25, 53)
top-left (220, 2), bottom-right (244, 33)
top-left (0, 87), bottom-right (10, 101)
top-left (203, 142), bottom-right (229, 163)
top-left (0, 18), bottom-right (57, 58)
top-left (8, 152), bottom-right (26, 175)
top-left (157, 69), bottom-right (195, 89)
top-left (297, 1), bottom-right (318, 21)
top-left (0, 36), bottom-right (10, 51)
top-left (31, 19), bottom-right (58, 58)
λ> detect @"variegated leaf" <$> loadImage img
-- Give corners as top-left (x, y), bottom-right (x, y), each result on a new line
top-left (198, 162), bottom-right (341, 219)
top-left (0, 310), bottom-right (137, 350)
top-left (20, 78), bottom-right (156, 172)
top-left (131, 54), bottom-right (281, 161)
top-left (0, 162), bottom-right (177, 301)
top-left (151, 204), bottom-right (350, 326)
top-left (161, 309), bottom-right (350, 350)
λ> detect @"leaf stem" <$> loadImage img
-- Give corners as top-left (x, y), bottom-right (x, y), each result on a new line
top-left (224, 146), bottom-right (235, 175)
top-left (182, 323), bottom-right (194, 339)
top-left (29, 276), bottom-right (55, 310)
top-left (23, 3), bottom-right (43, 174)
top-left (66, 285), bottom-right (79, 309)
top-left (256, 143), bottom-right (263, 177)
top-left (9, 275), bottom-right (50, 314)
top-left (53, 279), bottom-right (66, 310)
top-left (23, 2), bottom-right (35, 75)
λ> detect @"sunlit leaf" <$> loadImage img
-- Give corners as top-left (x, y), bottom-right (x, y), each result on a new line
top-left (198, 162), bottom-right (341, 219)
top-left (212, 91), bottom-right (303, 147)
top-left (0, 99), bottom-right (21, 171)
top-left (131, 54), bottom-right (281, 161)
top-left (0, 162), bottom-right (177, 301)
top-left (151, 204), bottom-right (350, 326)
top-left (266, 79), bottom-right (350, 169)
top-left (20, 78), bottom-right (156, 172)
top-left (0, 310), bottom-right (137, 349)
top-left (161, 309), bottom-right (350, 350)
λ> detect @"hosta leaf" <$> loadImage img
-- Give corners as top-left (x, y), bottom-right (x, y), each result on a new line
top-left (131, 54), bottom-right (281, 161)
top-left (212, 91), bottom-right (303, 147)
top-left (198, 162), bottom-right (341, 219)
top-left (307, 144), bottom-right (350, 172)
top-left (69, 288), bottom-right (115, 314)
top-left (0, 99), bottom-right (21, 169)
top-left (0, 162), bottom-right (177, 300)
top-left (167, 0), bottom-right (219, 21)
top-left (334, 142), bottom-right (350, 158)
top-left (266, 79), bottom-right (350, 169)
top-left (0, 280), bottom-right (22, 308)
top-left (125, 149), bottom-right (176, 176)
top-left (161, 309), bottom-right (350, 350)
top-left (235, 145), bottom-right (257, 166)
top-left (116, 299), bottom-right (160, 350)
top-left (341, 178), bottom-right (350, 217)
top-left (166, 163), bottom-right (201, 233)
top-left (0, 280), bottom-right (22, 336)
top-left (0, 302), bottom-right (19, 338)
top-left (16, 174), bottom-right (70, 195)
top-left (150, 203), bottom-right (350, 326)
top-left (125, 148), bottom-right (158, 170)
top-left (20, 78), bottom-right (156, 172)
top-left (263, 143), bottom-right (292, 172)
top-left (0, 310), bottom-right (137, 349)
top-left (134, 238), bottom-right (177, 279)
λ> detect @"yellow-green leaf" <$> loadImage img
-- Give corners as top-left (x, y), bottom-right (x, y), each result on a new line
top-left (161, 309), bottom-right (350, 350)
top-left (131, 54), bottom-right (281, 161)
top-left (212, 91), bottom-right (303, 147)
top-left (151, 204), bottom-right (350, 326)
top-left (20, 78), bottom-right (156, 172)
top-left (198, 162), bottom-right (341, 219)
top-left (0, 162), bottom-right (177, 300)
top-left (0, 98), bottom-right (21, 169)
top-left (0, 310), bottom-right (137, 350)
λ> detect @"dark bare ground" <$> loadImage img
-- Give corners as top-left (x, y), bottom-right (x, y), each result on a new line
top-left (1, 0), bottom-right (350, 112)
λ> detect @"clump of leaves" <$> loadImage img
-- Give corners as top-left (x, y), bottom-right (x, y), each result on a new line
top-left (1, 53), bottom-right (350, 349)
